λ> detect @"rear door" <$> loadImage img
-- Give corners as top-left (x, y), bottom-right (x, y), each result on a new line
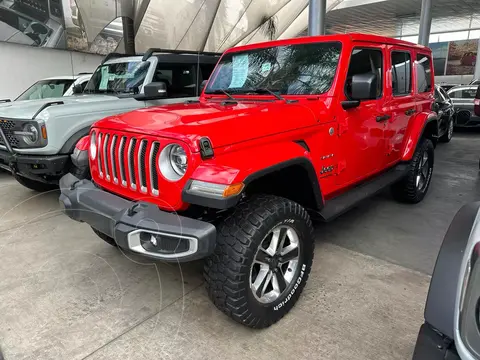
top-left (383, 47), bottom-right (416, 166)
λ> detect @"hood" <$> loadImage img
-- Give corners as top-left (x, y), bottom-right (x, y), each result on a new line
top-left (0, 95), bottom-right (121, 120)
top-left (94, 100), bottom-right (323, 150)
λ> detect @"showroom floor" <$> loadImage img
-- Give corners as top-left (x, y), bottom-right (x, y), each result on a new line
top-left (0, 133), bottom-right (479, 360)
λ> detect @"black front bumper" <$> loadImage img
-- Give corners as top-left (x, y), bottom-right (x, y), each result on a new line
top-left (412, 324), bottom-right (460, 360)
top-left (0, 149), bottom-right (69, 184)
top-left (59, 173), bottom-right (217, 262)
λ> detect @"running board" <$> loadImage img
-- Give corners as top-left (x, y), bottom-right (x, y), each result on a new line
top-left (319, 164), bottom-right (409, 222)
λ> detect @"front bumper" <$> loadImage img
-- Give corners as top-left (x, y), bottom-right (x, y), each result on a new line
top-left (0, 148), bottom-right (69, 183)
top-left (59, 173), bottom-right (217, 262)
top-left (412, 324), bottom-right (460, 360)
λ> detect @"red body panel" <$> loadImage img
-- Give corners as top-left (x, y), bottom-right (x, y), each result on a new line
top-left (89, 33), bottom-right (436, 211)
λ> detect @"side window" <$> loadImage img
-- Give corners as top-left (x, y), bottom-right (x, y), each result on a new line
top-left (80, 80), bottom-right (89, 91)
top-left (462, 88), bottom-right (477, 99)
top-left (345, 48), bottom-right (383, 99)
top-left (448, 90), bottom-right (461, 99)
top-left (200, 64), bottom-right (216, 81)
top-left (416, 54), bottom-right (432, 93)
top-left (391, 51), bottom-right (412, 96)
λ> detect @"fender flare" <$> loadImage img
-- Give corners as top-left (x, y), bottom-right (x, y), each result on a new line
top-left (59, 127), bottom-right (91, 154)
top-left (424, 202), bottom-right (480, 338)
top-left (401, 112), bottom-right (438, 161)
top-left (243, 157), bottom-right (324, 210)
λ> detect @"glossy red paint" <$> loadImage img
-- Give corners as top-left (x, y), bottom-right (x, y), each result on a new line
top-left (89, 33), bottom-right (435, 211)
top-left (75, 135), bottom-right (90, 151)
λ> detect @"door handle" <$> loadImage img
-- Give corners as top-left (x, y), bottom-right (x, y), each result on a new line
top-left (405, 109), bottom-right (416, 116)
top-left (376, 115), bottom-right (391, 122)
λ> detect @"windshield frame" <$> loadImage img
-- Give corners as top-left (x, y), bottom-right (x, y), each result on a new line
top-left (15, 79), bottom-right (75, 101)
top-left (204, 40), bottom-right (342, 98)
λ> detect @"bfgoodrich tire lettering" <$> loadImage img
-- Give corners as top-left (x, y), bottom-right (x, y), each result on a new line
top-left (204, 194), bottom-right (314, 328)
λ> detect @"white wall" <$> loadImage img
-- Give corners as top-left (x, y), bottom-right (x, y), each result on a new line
top-left (0, 42), bottom-right (104, 100)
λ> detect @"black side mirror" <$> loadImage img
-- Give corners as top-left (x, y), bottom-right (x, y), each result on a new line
top-left (72, 84), bottom-right (83, 94)
top-left (139, 82), bottom-right (168, 101)
top-left (200, 80), bottom-right (208, 93)
top-left (351, 73), bottom-right (377, 100)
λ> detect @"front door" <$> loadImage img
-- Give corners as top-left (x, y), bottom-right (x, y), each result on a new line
top-left (383, 47), bottom-right (416, 166)
top-left (336, 45), bottom-right (388, 186)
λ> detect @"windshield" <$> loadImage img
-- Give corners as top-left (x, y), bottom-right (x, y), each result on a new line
top-left (205, 42), bottom-right (342, 96)
top-left (84, 61), bottom-right (150, 94)
top-left (16, 79), bottom-right (74, 101)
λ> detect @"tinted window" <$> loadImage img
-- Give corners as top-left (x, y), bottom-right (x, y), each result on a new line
top-left (391, 51), bottom-right (412, 96)
top-left (462, 88), bottom-right (477, 99)
top-left (416, 54), bottom-right (432, 93)
top-left (448, 89), bottom-right (461, 98)
top-left (200, 64), bottom-right (216, 81)
top-left (153, 64), bottom-right (197, 97)
top-left (206, 42), bottom-right (342, 95)
top-left (345, 48), bottom-right (383, 99)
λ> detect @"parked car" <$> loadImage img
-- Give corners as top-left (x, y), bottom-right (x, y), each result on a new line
top-left (440, 83), bottom-right (460, 92)
top-left (412, 202), bottom-right (480, 360)
top-left (0, 49), bottom-right (219, 191)
top-left (434, 84), bottom-right (455, 142)
top-left (3, 74), bottom-right (92, 103)
top-left (469, 79), bottom-right (480, 86)
top-left (59, 34), bottom-right (439, 328)
top-left (448, 85), bottom-right (480, 128)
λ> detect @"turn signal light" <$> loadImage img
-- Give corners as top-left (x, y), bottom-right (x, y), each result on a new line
top-left (223, 183), bottom-right (244, 197)
top-left (41, 125), bottom-right (47, 140)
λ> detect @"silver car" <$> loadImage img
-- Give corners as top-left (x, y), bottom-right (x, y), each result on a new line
top-left (448, 85), bottom-right (480, 128)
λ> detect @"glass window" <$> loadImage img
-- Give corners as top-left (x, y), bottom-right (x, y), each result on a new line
top-left (416, 54), bottom-right (432, 93)
top-left (205, 42), bottom-right (342, 95)
top-left (448, 89), bottom-right (461, 98)
top-left (391, 51), bottom-right (412, 96)
top-left (153, 64), bottom-right (197, 97)
top-left (16, 79), bottom-right (74, 101)
top-left (345, 48), bottom-right (383, 99)
top-left (84, 61), bottom-right (150, 95)
top-left (462, 88), bottom-right (478, 99)
top-left (200, 64), bottom-right (216, 81)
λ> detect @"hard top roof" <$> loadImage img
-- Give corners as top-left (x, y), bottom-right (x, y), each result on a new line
top-left (226, 33), bottom-right (431, 54)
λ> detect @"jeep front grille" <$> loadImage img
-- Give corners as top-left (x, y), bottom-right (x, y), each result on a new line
top-left (95, 131), bottom-right (160, 196)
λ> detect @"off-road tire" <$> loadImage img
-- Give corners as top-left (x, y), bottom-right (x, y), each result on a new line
top-left (204, 194), bottom-right (314, 328)
top-left (14, 175), bottom-right (57, 192)
top-left (439, 117), bottom-right (453, 143)
top-left (91, 227), bottom-right (117, 247)
top-left (391, 138), bottom-right (434, 203)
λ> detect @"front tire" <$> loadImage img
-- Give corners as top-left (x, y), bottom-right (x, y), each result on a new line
top-left (392, 138), bottom-right (434, 203)
top-left (14, 175), bottom-right (57, 192)
top-left (439, 117), bottom-right (453, 143)
top-left (204, 195), bottom-right (314, 328)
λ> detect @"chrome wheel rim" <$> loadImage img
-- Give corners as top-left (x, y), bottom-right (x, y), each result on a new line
top-left (448, 120), bottom-right (454, 139)
top-left (416, 150), bottom-right (430, 191)
top-left (250, 225), bottom-right (300, 304)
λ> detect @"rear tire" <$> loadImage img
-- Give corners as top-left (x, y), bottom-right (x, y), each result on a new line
top-left (439, 117), bottom-right (453, 143)
top-left (204, 194), bottom-right (314, 328)
top-left (14, 175), bottom-right (57, 192)
top-left (391, 138), bottom-right (434, 203)
top-left (91, 227), bottom-right (117, 247)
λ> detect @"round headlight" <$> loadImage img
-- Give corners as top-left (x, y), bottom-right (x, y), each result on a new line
top-left (90, 132), bottom-right (97, 160)
top-left (159, 144), bottom-right (188, 181)
top-left (22, 124), bottom-right (38, 145)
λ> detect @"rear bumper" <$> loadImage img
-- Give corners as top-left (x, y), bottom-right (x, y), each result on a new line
top-left (412, 324), bottom-right (460, 360)
top-left (0, 149), bottom-right (69, 183)
top-left (59, 173), bottom-right (217, 262)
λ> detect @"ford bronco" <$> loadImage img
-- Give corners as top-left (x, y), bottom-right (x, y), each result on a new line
top-left (60, 34), bottom-right (438, 328)
top-left (0, 49), bottom-right (219, 191)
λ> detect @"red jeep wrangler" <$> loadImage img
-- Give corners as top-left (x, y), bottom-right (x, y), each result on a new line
top-left (60, 34), bottom-right (438, 328)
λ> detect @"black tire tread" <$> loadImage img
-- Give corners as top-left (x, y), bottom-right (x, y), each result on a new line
top-left (439, 118), bottom-right (453, 143)
top-left (204, 194), bottom-right (314, 329)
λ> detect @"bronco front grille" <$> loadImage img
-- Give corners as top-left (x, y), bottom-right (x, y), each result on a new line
top-left (94, 131), bottom-right (160, 196)
top-left (0, 120), bottom-right (19, 147)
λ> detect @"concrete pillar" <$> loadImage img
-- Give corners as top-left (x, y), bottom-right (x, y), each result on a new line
top-left (308, 0), bottom-right (327, 36)
top-left (119, 0), bottom-right (136, 54)
top-left (418, 0), bottom-right (433, 46)
top-left (474, 39), bottom-right (480, 80)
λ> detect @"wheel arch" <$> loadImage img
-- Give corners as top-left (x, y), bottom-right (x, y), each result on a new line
top-left (401, 112), bottom-right (438, 161)
top-left (59, 127), bottom-right (91, 154)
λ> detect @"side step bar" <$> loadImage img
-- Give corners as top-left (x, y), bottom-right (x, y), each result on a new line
top-left (319, 164), bottom-right (409, 222)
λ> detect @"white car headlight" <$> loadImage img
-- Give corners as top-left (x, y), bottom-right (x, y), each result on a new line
top-left (90, 132), bottom-right (97, 160)
top-left (159, 143), bottom-right (188, 181)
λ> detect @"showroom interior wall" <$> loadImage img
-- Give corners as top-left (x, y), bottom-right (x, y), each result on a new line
top-left (0, 42), bottom-right (102, 100)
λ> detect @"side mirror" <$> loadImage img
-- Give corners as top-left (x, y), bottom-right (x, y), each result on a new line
top-left (72, 84), bottom-right (83, 94)
top-left (200, 80), bottom-right (208, 93)
top-left (351, 73), bottom-right (377, 101)
top-left (139, 82), bottom-right (167, 101)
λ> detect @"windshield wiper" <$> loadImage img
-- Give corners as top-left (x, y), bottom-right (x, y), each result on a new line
top-left (206, 89), bottom-right (235, 100)
top-left (235, 88), bottom-right (286, 101)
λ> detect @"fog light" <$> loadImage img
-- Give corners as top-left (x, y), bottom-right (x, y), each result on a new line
top-left (139, 232), bottom-right (189, 254)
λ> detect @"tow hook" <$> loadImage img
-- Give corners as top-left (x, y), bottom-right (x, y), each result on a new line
top-left (127, 203), bottom-right (148, 217)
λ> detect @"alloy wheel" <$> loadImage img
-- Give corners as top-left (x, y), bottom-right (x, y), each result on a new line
top-left (416, 150), bottom-right (430, 191)
top-left (448, 119), bottom-right (454, 140)
top-left (250, 225), bottom-right (301, 304)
